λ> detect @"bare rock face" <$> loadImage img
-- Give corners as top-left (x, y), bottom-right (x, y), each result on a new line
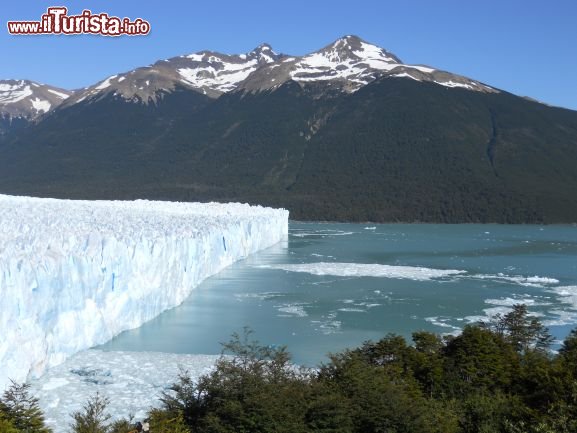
top-left (62, 44), bottom-right (283, 106)
top-left (239, 36), bottom-right (496, 94)
top-left (60, 35), bottom-right (497, 109)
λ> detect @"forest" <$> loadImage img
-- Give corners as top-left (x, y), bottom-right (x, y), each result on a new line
top-left (2, 304), bottom-right (577, 433)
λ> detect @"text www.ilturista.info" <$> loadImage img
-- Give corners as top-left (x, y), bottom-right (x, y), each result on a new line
top-left (7, 7), bottom-right (150, 36)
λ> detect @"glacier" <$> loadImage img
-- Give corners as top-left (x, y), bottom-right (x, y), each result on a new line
top-left (0, 195), bottom-right (288, 391)
top-left (28, 349), bottom-right (221, 432)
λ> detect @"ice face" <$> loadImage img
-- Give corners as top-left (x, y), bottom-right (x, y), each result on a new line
top-left (0, 195), bottom-right (288, 391)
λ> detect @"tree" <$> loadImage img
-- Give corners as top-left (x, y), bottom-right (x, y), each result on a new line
top-left (69, 393), bottom-right (111, 433)
top-left (160, 327), bottom-right (311, 433)
top-left (558, 328), bottom-right (577, 375)
top-left (0, 380), bottom-right (52, 433)
top-left (410, 331), bottom-right (445, 397)
top-left (0, 415), bottom-right (19, 433)
top-left (483, 304), bottom-right (554, 354)
top-left (443, 325), bottom-right (519, 394)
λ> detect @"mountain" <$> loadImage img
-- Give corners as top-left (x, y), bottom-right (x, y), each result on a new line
top-left (62, 44), bottom-right (282, 105)
top-left (57, 35), bottom-right (494, 107)
top-left (1, 36), bottom-right (577, 223)
top-left (0, 80), bottom-right (72, 136)
top-left (239, 35), bottom-right (496, 94)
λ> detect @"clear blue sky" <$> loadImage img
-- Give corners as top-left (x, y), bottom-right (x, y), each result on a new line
top-left (2, 0), bottom-right (576, 110)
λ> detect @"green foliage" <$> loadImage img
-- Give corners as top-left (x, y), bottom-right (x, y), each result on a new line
top-left (108, 417), bottom-right (134, 433)
top-left (2, 79), bottom-right (577, 223)
top-left (442, 325), bottom-right (519, 394)
top-left (0, 380), bottom-right (52, 433)
top-left (458, 392), bottom-right (524, 433)
top-left (483, 304), bottom-right (554, 353)
top-left (558, 328), bottom-right (577, 376)
top-left (147, 408), bottom-right (188, 433)
top-left (160, 327), bottom-right (312, 433)
top-left (69, 393), bottom-right (111, 433)
top-left (8, 309), bottom-right (577, 433)
top-left (0, 414), bottom-right (19, 433)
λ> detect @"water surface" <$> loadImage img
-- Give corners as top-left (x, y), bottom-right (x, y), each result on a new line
top-left (99, 223), bottom-right (577, 365)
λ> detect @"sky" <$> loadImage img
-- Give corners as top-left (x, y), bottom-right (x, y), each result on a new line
top-left (1, 0), bottom-right (576, 110)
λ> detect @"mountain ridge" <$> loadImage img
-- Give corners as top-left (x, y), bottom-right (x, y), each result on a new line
top-left (2, 35), bottom-right (502, 116)
top-left (1, 37), bottom-right (576, 223)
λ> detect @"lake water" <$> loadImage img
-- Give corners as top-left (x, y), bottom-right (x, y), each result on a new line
top-left (98, 222), bottom-right (577, 366)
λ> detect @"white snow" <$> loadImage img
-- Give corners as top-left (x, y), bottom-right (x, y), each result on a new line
top-left (47, 89), bottom-right (70, 99)
top-left (30, 98), bottom-right (51, 113)
top-left (0, 82), bottom-right (33, 104)
top-left (28, 349), bottom-right (220, 432)
top-left (178, 57), bottom-right (259, 93)
top-left (288, 40), bottom-right (446, 92)
top-left (0, 82), bottom-right (24, 92)
top-left (390, 72), bottom-right (421, 81)
top-left (117, 77), bottom-right (126, 83)
top-left (437, 80), bottom-right (475, 90)
top-left (186, 53), bottom-right (206, 61)
top-left (94, 75), bottom-right (118, 91)
top-left (409, 65), bottom-right (436, 73)
top-left (0, 195), bottom-right (288, 391)
top-left (257, 262), bottom-right (465, 281)
top-left (354, 41), bottom-right (399, 64)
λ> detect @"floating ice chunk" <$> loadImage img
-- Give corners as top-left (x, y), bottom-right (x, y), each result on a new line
top-left (549, 286), bottom-right (577, 310)
top-left (257, 262), bottom-right (465, 281)
top-left (276, 304), bottom-right (308, 317)
top-left (470, 273), bottom-right (559, 287)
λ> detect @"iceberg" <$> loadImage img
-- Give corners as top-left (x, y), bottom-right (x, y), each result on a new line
top-left (0, 195), bottom-right (288, 390)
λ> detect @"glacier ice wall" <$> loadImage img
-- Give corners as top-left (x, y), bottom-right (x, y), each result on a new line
top-left (0, 195), bottom-right (288, 390)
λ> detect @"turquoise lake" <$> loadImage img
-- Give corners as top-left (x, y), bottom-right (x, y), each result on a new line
top-left (99, 222), bottom-right (577, 366)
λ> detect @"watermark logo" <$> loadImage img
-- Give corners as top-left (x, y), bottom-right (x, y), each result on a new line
top-left (7, 7), bottom-right (151, 36)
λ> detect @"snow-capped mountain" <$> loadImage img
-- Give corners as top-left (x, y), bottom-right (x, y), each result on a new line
top-left (63, 44), bottom-right (282, 105)
top-left (0, 79), bottom-right (72, 120)
top-left (60, 36), bottom-right (496, 108)
top-left (1, 37), bottom-right (577, 224)
top-left (239, 36), bottom-right (496, 93)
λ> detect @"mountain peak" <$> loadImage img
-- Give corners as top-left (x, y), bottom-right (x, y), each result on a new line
top-left (316, 36), bottom-right (403, 65)
top-left (248, 43), bottom-right (279, 64)
top-left (58, 36), bottom-right (498, 109)
top-left (0, 79), bottom-right (71, 122)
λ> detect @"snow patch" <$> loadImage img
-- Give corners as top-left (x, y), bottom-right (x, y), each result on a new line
top-left (186, 53), bottom-right (205, 61)
top-left (30, 98), bottom-right (51, 113)
top-left (47, 89), bottom-right (70, 99)
top-left (94, 75), bottom-right (118, 90)
top-left (0, 82), bottom-right (33, 104)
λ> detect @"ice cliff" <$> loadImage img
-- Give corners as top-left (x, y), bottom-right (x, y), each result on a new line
top-left (0, 195), bottom-right (288, 390)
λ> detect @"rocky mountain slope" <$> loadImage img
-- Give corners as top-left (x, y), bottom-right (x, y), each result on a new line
top-left (1, 36), bottom-right (576, 223)
top-left (0, 80), bottom-right (72, 135)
